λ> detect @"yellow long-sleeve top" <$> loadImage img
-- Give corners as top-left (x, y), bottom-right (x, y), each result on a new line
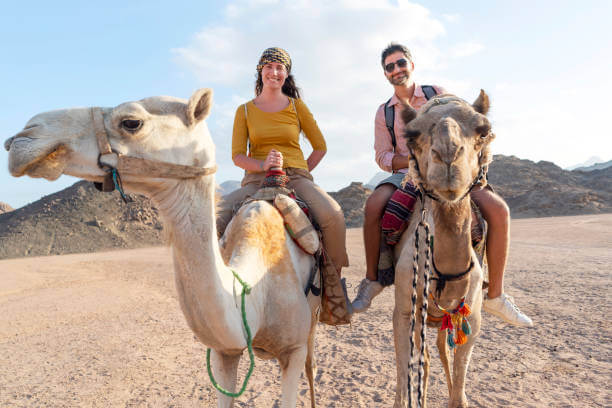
top-left (232, 98), bottom-right (327, 172)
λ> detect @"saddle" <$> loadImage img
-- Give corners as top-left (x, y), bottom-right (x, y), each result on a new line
top-left (235, 169), bottom-right (352, 326)
top-left (377, 183), bottom-right (488, 288)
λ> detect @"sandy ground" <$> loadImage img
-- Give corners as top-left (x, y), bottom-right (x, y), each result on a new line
top-left (1, 214), bottom-right (610, 407)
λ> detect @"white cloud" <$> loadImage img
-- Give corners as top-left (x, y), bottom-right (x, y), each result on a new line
top-left (450, 41), bottom-right (485, 58)
top-left (173, 0), bottom-right (450, 190)
top-left (442, 13), bottom-right (460, 23)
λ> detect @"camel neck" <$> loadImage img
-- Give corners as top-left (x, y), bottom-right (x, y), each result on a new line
top-left (431, 197), bottom-right (472, 275)
top-left (149, 177), bottom-right (245, 350)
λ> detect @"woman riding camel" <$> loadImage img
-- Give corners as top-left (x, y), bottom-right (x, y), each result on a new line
top-left (216, 47), bottom-right (351, 325)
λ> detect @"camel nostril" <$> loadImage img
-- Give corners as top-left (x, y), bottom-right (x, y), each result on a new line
top-left (454, 146), bottom-right (464, 161)
top-left (4, 136), bottom-right (14, 151)
top-left (432, 149), bottom-right (443, 163)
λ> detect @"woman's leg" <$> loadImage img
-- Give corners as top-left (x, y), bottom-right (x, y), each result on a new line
top-left (470, 187), bottom-right (533, 327)
top-left (288, 171), bottom-right (351, 325)
top-left (288, 175), bottom-right (348, 270)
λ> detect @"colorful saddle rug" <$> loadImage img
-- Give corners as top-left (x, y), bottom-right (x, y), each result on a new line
top-left (377, 182), bottom-right (487, 287)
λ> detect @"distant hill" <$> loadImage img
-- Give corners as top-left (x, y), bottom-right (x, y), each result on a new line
top-left (487, 155), bottom-right (612, 218)
top-left (0, 182), bottom-right (163, 259)
top-left (0, 202), bottom-right (13, 214)
top-left (329, 182), bottom-right (372, 228)
top-left (1, 155), bottom-right (610, 259)
top-left (571, 160), bottom-right (612, 172)
top-left (217, 180), bottom-right (241, 196)
top-left (566, 156), bottom-right (604, 170)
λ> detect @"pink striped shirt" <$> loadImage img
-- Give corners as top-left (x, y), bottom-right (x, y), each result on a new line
top-left (374, 84), bottom-right (445, 173)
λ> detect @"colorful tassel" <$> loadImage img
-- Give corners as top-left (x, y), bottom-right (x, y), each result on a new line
top-left (461, 319), bottom-right (472, 335)
top-left (458, 302), bottom-right (471, 317)
top-left (455, 329), bottom-right (467, 345)
top-left (451, 313), bottom-right (462, 328)
top-left (441, 314), bottom-right (452, 330)
top-left (447, 330), bottom-right (456, 348)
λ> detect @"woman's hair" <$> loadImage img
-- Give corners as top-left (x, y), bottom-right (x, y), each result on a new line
top-left (255, 72), bottom-right (301, 99)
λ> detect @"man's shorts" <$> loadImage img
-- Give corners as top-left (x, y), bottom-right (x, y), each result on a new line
top-left (375, 172), bottom-right (407, 190)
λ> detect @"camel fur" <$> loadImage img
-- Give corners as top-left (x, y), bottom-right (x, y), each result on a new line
top-left (4, 89), bottom-right (320, 408)
top-left (392, 91), bottom-right (494, 408)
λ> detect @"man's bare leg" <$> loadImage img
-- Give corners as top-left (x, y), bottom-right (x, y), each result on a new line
top-left (353, 184), bottom-right (396, 312)
top-left (470, 187), bottom-right (533, 327)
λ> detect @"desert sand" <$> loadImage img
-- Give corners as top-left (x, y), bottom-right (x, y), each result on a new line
top-left (1, 214), bottom-right (610, 407)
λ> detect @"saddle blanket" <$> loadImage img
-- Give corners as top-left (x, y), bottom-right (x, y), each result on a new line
top-left (378, 183), bottom-right (487, 286)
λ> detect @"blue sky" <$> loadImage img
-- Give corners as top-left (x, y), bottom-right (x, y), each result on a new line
top-left (2, 0), bottom-right (611, 208)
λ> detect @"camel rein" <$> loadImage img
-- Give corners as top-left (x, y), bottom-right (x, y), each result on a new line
top-left (206, 269), bottom-right (255, 398)
top-left (405, 190), bottom-right (475, 408)
top-left (90, 107), bottom-right (217, 202)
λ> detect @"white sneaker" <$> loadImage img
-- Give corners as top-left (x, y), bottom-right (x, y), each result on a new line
top-left (351, 278), bottom-right (383, 313)
top-left (483, 293), bottom-right (533, 327)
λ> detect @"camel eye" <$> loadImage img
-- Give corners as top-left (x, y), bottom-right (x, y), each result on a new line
top-left (121, 119), bottom-right (143, 132)
top-left (475, 124), bottom-right (490, 138)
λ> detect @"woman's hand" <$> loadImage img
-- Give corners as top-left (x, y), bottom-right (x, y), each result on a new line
top-left (263, 149), bottom-right (283, 171)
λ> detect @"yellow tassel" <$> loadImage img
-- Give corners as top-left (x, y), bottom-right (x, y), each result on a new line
top-left (451, 313), bottom-right (462, 328)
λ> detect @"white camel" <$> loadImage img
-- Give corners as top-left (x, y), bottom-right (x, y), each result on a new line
top-left (5, 89), bottom-right (320, 408)
top-left (392, 91), bottom-right (493, 407)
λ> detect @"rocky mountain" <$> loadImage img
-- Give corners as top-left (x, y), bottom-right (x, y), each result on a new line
top-left (1, 155), bottom-right (610, 259)
top-left (329, 182), bottom-right (372, 228)
top-left (487, 155), bottom-right (612, 218)
top-left (0, 182), bottom-right (163, 259)
top-left (0, 202), bottom-right (13, 214)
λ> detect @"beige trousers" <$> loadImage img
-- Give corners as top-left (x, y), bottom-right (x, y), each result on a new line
top-left (217, 168), bottom-right (349, 269)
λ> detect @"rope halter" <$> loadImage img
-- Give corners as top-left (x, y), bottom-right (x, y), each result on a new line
top-left (90, 107), bottom-right (217, 201)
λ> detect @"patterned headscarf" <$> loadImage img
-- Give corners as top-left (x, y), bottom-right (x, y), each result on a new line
top-left (257, 47), bottom-right (292, 73)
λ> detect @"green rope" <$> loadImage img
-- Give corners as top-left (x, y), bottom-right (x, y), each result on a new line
top-left (206, 269), bottom-right (255, 398)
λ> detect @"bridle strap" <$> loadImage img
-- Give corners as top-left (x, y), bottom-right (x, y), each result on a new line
top-left (431, 257), bottom-right (473, 297)
top-left (90, 107), bottom-right (217, 180)
top-left (92, 107), bottom-right (113, 156)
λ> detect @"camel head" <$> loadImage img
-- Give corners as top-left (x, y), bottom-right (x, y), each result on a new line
top-left (5, 88), bottom-right (215, 194)
top-left (401, 90), bottom-right (495, 203)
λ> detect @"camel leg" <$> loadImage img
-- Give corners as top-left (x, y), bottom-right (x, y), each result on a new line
top-left (448, 339), bottom-right (476, 408)
top-left (393, 304), bottom-right (415, 408)
top-left (436, 330), bottom-right (453, 396)
top-left (279, 345), bottom-right (308, 408)
top-left (305, 308), bottom-right (318, 408)
top-left (209, 350), bottom-right (241, 408)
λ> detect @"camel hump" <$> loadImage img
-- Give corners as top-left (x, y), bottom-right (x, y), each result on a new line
top-left (224, 200), bottom-right (288, 268)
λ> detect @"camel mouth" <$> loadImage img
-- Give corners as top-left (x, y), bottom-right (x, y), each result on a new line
top-left (8, 141), bottom-right (70, 180)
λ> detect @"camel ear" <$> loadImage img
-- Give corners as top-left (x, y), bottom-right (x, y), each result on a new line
top-left (187, 88), bottom-right (213, 125)
top-left (400, 103), bottom-right (418, 125)
top-left (472, 89), bottom-right (490, 115)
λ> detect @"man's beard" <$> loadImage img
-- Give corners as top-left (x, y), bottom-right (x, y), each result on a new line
top-left (388, 72), bottom-right (410, 86)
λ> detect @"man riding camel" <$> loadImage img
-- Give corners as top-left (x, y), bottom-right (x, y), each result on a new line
top-left (351, 42), bottom-right (533, 327)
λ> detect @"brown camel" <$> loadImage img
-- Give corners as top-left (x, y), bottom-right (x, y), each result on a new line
top-left (392, 91), bottom-right (494, 408)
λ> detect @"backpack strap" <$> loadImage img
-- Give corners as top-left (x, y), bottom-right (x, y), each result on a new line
top-left (421, 85), bottom-right (438, 100)
top-left (384, 97), bottom-right (396, 150)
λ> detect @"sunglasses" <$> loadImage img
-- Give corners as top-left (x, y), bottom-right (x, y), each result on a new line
top-left (384, 58), bottom-right (409, 73)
